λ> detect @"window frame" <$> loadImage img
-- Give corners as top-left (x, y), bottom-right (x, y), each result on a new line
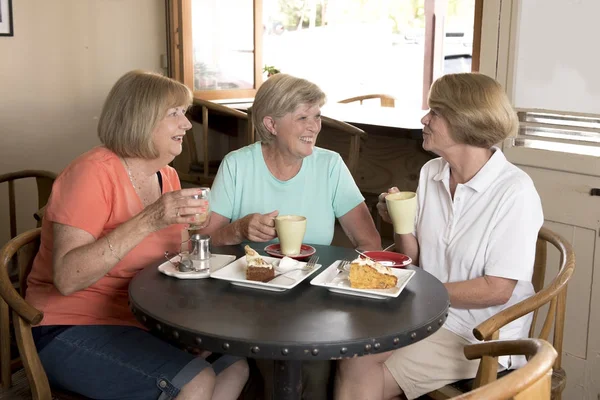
top-left (167, 0), bottom-right (263, 100)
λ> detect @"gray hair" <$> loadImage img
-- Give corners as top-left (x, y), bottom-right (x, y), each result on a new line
top-left (252, 74), bottom-right (326, 144)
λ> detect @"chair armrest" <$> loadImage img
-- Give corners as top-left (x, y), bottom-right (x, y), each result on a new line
top-left (0, 230), bottom-right (44, 325)
top-left (191, 98), bottom-right (249, 119)
top-left (464, 338), bottom-right (555, 360)
top-left (321, 116), bottom-right (368, 139)
top-left (473, 268), bottom-right (573, 340)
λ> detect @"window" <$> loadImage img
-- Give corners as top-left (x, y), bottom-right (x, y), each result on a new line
top-left (166, 0), bottom-right (261, 100)
top-left (493, 0), bottom-right (600, 156)
top-left (167, 0), bottom-right (481, 109)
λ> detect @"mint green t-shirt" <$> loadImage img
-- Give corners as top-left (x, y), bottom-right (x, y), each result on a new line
top-left (210, 142), bottom-right (364, 245)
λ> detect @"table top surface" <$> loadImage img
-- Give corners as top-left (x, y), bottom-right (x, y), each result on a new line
top-left (129, 244), bottom-right (449, 360)
top-left (221, 100), bottom-right (424, 131)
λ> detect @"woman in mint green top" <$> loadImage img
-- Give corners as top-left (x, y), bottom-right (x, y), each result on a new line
top-left (202, 73), bottom-right (381, 250)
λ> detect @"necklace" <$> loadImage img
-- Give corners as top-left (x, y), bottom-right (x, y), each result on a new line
top-left (122, 158), bottom-right (138, 190)
top-left (122, 158), bottom-right (160, 207)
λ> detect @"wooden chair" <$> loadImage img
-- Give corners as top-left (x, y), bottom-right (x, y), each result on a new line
top-left (319, 116), bottom-right (367, 179)
top-left (175, 99), bottom-right (254, 187)
top-left (430, 226), bottom-right (575, 400)
top-left (451, 339), bottom-right (557, 400)
top-left (0, 170), bottom-right (56, 391)
top-left (0, 170), bottom-right (56, 238)
top-left (338, 94), bottom-right (396, 108)
top-left (317, 116), bottom-right (369, 248)
top-left (0, 228), bottom-right (87, 399)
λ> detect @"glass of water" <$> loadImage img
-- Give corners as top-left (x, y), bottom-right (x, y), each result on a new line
top-left (187, 187), bottom-right (210, 232)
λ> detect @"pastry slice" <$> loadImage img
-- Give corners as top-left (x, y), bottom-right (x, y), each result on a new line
top-left (244, 245), bottom-right (275, 282)
top-left (348, 257), bottom-right (398, 289)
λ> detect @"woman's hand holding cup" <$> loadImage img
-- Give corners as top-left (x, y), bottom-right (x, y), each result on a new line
top-left (378, 187), bottom-right (418, 235)
top-left (238, 210), bottom-right (279, 242)
top-left (377, 187), bottom-right (400, 224)
top-left (385, 188), bottom-right (417, 235)
top-left (141, 188), bottom-right (209, 232)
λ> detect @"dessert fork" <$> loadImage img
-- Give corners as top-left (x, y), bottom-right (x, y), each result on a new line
top-left (337, 260), bottom-right (351, 274)
top-left (267, 255), bottom-right (319, 282)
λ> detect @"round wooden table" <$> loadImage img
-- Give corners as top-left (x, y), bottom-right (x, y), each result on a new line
top-left (129, 244), bottom-right (449, 400)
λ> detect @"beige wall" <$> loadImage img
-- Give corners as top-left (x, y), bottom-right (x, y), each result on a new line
top-left (0, 0), bottom-right (166, 245)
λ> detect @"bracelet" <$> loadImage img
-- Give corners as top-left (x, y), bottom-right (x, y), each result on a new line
top-left (105, 235), bottom-right (122, 261)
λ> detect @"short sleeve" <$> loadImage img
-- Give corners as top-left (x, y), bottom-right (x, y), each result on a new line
top-left (484, 182), bottom-right (544, 281)
top-left (330, 155), bottom-right (364, 218)
top-left (45, 161), bottom-right (112, 239)
top-left (210, 155), bottom-right (236, 220)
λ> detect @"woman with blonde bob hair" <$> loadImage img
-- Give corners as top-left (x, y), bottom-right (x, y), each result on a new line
top-left (26, 70), bottom-right (248, 400)
top-left (335, 73), bottom-right (543, 400)
top-left (202, 73), bottom-right (381, 251)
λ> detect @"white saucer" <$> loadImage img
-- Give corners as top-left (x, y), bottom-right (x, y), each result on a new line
top-left (158, 254), bottom-right (236, 279)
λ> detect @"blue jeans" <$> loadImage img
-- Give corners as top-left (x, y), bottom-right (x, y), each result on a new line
top-left (33, 325), bottom-right (240, 400)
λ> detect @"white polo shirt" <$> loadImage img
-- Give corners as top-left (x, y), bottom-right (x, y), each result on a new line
top-left (415, 147), bottom-right (543, 368)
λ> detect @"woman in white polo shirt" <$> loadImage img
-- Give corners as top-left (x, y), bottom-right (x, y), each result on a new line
top-left (335, 73), bottom-right (543, 400)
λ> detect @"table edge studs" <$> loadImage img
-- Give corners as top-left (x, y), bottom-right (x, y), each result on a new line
top-left (411, 332), bottom-right (417, 340)
top-left (222, 343), bottom-right (230, 350)
top-left (251, 346), bottom-right (260, 354)
top-left (364, 344), bottom-right (372, 352)
top-left (312, 348), bottom-right (319, 356)
top-left (374, 343), bottom-right (380, 350)
top-left (141, 315), bottom-right (147, 323)
top-left (172, 331), bottom-right (179, 339)
top-left (393, 338), bottom-right (400, 345)
top-left (195, 337), bottom-right (202, 345)
top-left (427, 326), bottom-right (432, 332)
top-left (438, 319), bottom-right (443, 325)
top-left (340, 347), bottom-right (348, 354)
top-left (156, 323), bottom-right (162, 331)
top-left (281, 348), bottom-right (289, 356)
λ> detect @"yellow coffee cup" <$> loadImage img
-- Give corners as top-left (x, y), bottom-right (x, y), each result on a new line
top-left (275, 215), bottom-right (307, 256)
top-left (385, 192), bottom-right (417, 234)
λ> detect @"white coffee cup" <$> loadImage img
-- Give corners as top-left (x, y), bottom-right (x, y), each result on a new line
top-left (275, 215), bottom-right (307, 256)
top-left (385, 192), bottom-right (417, 234)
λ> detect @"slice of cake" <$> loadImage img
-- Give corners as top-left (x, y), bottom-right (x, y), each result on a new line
top-left (244, 245), bottom-right (275, 282)
top-left (348, 256), bottom-right (398, 289)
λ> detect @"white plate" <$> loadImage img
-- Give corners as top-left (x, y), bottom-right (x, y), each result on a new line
top-left (210, 255), bottom-right (322, 292)
top-left (310, 260), bottom-right (415, 299)
top-left (158, 254), bottom-right (236, 279)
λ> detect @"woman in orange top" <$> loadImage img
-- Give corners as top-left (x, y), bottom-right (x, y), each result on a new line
top-left (26, 70), bottom-right (248, 400)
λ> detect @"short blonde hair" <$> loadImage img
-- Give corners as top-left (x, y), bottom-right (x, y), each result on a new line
top-left (98, 70), bottom-right (192, 158)
top-left (252, 74), bottom-right (326, 144)
top-left (428, 73), bottom-right (518, 148)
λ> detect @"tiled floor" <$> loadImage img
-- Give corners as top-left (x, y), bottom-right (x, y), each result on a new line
top-left (0, 369), bottom-right (76, 400)
top-left (2, 368), bottom-right (437, 399)
top-left (0, 369), bottom-right (34, 399)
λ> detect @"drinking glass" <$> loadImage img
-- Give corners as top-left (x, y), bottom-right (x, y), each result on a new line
top-left (187, 187), bottom-right (210, 233)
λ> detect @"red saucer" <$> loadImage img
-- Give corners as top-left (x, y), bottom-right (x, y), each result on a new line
top-left (362, 251), bottom-right (412, 268)
top-left (264, 244), bottom-right (316, 260)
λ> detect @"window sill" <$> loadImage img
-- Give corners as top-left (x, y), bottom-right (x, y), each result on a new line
top-left (504, 137), bottom-right (600, 177)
